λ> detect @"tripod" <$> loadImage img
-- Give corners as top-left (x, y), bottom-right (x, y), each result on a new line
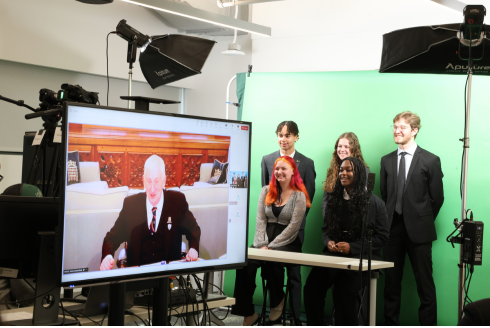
top-left (358, 173), bottom-right (375, 325)
top-left (25, 108), bottom-right (63, 197)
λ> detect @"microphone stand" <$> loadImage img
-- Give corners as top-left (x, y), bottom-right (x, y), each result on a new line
top-left (358, 190), bottom-right (372, 325)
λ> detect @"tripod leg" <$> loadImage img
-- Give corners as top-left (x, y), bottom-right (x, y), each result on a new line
top-left (41, 141), bottom-right (47, 195)
top-left (26, 145), bottom-right (42, 185)
top-left (47, 144), bottom-right (60, 197)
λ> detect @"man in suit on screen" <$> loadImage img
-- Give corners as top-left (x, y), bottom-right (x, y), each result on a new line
top-left (100, 155), bottom-right (201, 270)
top-left (381, 111), bottom-right (444, 325)
top-left (260, 120), bottom-right (316, 323)
top-left (241, 172), bottom-right (246, 189)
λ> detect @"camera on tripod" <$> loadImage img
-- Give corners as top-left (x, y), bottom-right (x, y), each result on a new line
top-left (0, 83), bottom-right (100, 197)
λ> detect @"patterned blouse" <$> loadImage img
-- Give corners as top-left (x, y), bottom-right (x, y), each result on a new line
top-left (253, 185), bottom-right (307, 249)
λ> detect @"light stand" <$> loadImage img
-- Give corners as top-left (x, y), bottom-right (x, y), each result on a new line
top-left (454, 6), bottom-right (485, 319)
top-left (126, 35), bottom-right (137, 109)
top-left (116, 19), bottom-right (151, 109)
top-left (358, 173), bottom-right (375, 325)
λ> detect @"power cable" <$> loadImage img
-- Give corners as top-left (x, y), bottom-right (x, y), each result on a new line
top-left (0, 285), bottom-right (57, 305)
top-left (125, 309), bottom-right (148, 326)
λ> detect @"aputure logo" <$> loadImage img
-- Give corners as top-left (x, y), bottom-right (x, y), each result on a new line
top-left (155, 69), bottom-right (171, 76)
top-left (446, 63), bottom-right (490, 70)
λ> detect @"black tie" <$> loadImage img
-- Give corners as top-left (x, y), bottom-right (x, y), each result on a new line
top-left (395, 152), bottom-right (408, 215)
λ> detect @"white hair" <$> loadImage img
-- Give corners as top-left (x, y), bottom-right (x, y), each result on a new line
top-left (144, 155), bottom-right (166, 176)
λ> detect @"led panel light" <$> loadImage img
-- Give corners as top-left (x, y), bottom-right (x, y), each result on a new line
top-left (120, 0), bottom-right (271, 37)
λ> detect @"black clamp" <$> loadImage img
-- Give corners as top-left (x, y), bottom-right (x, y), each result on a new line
top-left (247, 64), bottom-right (253, 77)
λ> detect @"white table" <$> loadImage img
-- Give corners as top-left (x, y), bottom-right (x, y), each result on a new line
top-left (248, 248), bottom-right (394, 326)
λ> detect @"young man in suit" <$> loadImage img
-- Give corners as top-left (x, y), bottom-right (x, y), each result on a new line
top-left (241, 172), bottom-right (246, 189)
top-left (260, 121), bottom-right (316, 324)
top-left (381, 111), bottom-right (444, 325)
top-left (100, 155), bottom-right (201, 270)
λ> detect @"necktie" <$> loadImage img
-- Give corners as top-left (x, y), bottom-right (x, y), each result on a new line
top-left (151, 207), bottom-right (157, 234)
top-left (395, 152), bottom-right (407, 215)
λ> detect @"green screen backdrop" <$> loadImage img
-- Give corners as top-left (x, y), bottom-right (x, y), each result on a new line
top-left (223, 70), bottom-right (490, 326)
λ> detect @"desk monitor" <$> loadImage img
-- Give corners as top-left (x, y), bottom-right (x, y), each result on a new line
top-left (0, 196), bottom-right (59, 278)
top-left (59, 103), bottom-right (251, 287)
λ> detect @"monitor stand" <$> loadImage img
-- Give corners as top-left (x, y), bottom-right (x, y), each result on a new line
top-left (108, 277), bottom-right (170, 326)
top-left (9, 232), bottom-right (78, 326)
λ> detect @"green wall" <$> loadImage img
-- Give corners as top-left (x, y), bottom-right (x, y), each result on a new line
top-left (223, 70), bottom-right (490, 326)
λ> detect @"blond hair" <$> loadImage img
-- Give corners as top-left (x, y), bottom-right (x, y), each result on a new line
top-left (393, 111), bottom-right (421, 138)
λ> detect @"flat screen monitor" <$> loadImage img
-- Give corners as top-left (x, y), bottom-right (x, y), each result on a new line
top-left (0, 196), bottom-right (59, 279)
top-left (59, 103), bottom-right (251, 287)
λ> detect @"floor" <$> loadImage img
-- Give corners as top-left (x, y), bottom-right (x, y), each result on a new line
top-left (125, 306), bottom-right (308, 326)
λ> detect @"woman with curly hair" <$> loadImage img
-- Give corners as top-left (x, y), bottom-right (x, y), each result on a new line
top-left (304, 157), bottom-right (389, 326)
top-left (322, 132), bottom-right (370, 225)
top-left (232, 156), bottom-right (311, 326)
top-left (324, 132), bottom-right (369, 192)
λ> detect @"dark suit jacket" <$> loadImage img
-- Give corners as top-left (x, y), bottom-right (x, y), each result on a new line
top-left (321, 194), bottom-right (390, 261)
top-left (380, 146), bottom-right (444, 244)
top-left (101, 190), bottom-right (201, 266)
top-left (261, 150), bottom-right (316, 244)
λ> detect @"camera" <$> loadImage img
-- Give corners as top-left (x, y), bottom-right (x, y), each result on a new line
top-left (38, 83), bottom-right (99, 112)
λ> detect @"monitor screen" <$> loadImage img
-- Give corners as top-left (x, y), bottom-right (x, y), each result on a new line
top-left (0, 196), bottom-right (59, 279)
top-left (60, 103), bottom-right (251, 287)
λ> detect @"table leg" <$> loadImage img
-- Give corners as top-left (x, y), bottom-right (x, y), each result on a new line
top-left (369, 277), bottom-right (377, 326)
top-left (186, 311), bottom-right (198, 326)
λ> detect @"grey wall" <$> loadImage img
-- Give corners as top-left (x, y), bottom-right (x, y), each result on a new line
top-left (184, 35), bottom-right (251, 120)
top-left (0, 59), bottom-right (181, 152)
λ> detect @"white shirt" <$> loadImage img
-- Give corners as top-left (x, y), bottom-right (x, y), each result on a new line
top-left (280, 149), bottom-right (296, 159)
top-left (146, 191), bottom-right (164, 232)
top-left (397, 143), bottom-right (418, 179)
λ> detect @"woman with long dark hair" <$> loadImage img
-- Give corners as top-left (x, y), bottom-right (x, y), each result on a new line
top-left (232, 156), bottom-right (311, 326)
top-left (304, 157), bottom-right (389, 326)
top-left (322, 133), bottom-right (370, 225)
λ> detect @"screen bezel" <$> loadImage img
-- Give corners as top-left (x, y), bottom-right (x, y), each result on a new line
top-left (58, 102), bottom-right (251, 288)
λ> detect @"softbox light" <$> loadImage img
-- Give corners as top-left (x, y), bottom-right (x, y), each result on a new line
top-left (139, 34), bottom-right (216, 89)
top-left (380, 24), bottom-right (490, 75)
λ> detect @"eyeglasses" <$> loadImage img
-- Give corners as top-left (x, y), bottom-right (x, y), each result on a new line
top-left (390, 125), bottom-right (411, 131)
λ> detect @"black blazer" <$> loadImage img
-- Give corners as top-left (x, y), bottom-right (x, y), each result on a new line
top-left (380, 146), bottom-right (444, 244)
top-left (321, 194), bottom-right (390, 261)
top-left (102, 190), bottom-right (201, 266)
top-left (261, 150), bottom-right (316, 244)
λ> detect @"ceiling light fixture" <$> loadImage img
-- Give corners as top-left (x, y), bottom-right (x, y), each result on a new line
top-left (427, 0), bottom-right (465, 13)
top-left (120, 0), bottom-right (271, 37)
top-left (222, 2), bottom-right (245, 56)
top-left (76, 0), bottom-right (113, 4)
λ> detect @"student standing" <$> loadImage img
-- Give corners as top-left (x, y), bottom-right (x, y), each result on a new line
top-left (304, 157), bottom-right (389, 326)
top-left (260, 121), bottom-right (316, 324)
top-left (232, 157), bottom-right (310, 325)
top-left (381, 111), bottom-right (444, 325)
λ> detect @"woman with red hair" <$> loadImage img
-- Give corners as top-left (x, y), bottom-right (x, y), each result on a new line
top-left (232, 156), bottom-right (311, 326)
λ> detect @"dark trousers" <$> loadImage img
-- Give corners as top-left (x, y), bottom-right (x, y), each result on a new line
top-left (231, 259), bottom-right (285, 317)
top-left (263, 262), bottom-right (302, 320)
top-left (384, 213), bottom-right (437, 326)
top-left (304, 266), bottom-right (366, 326)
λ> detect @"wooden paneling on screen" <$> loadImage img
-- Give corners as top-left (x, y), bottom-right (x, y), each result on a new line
top-left (68, 124), bottom-right (230, 188)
